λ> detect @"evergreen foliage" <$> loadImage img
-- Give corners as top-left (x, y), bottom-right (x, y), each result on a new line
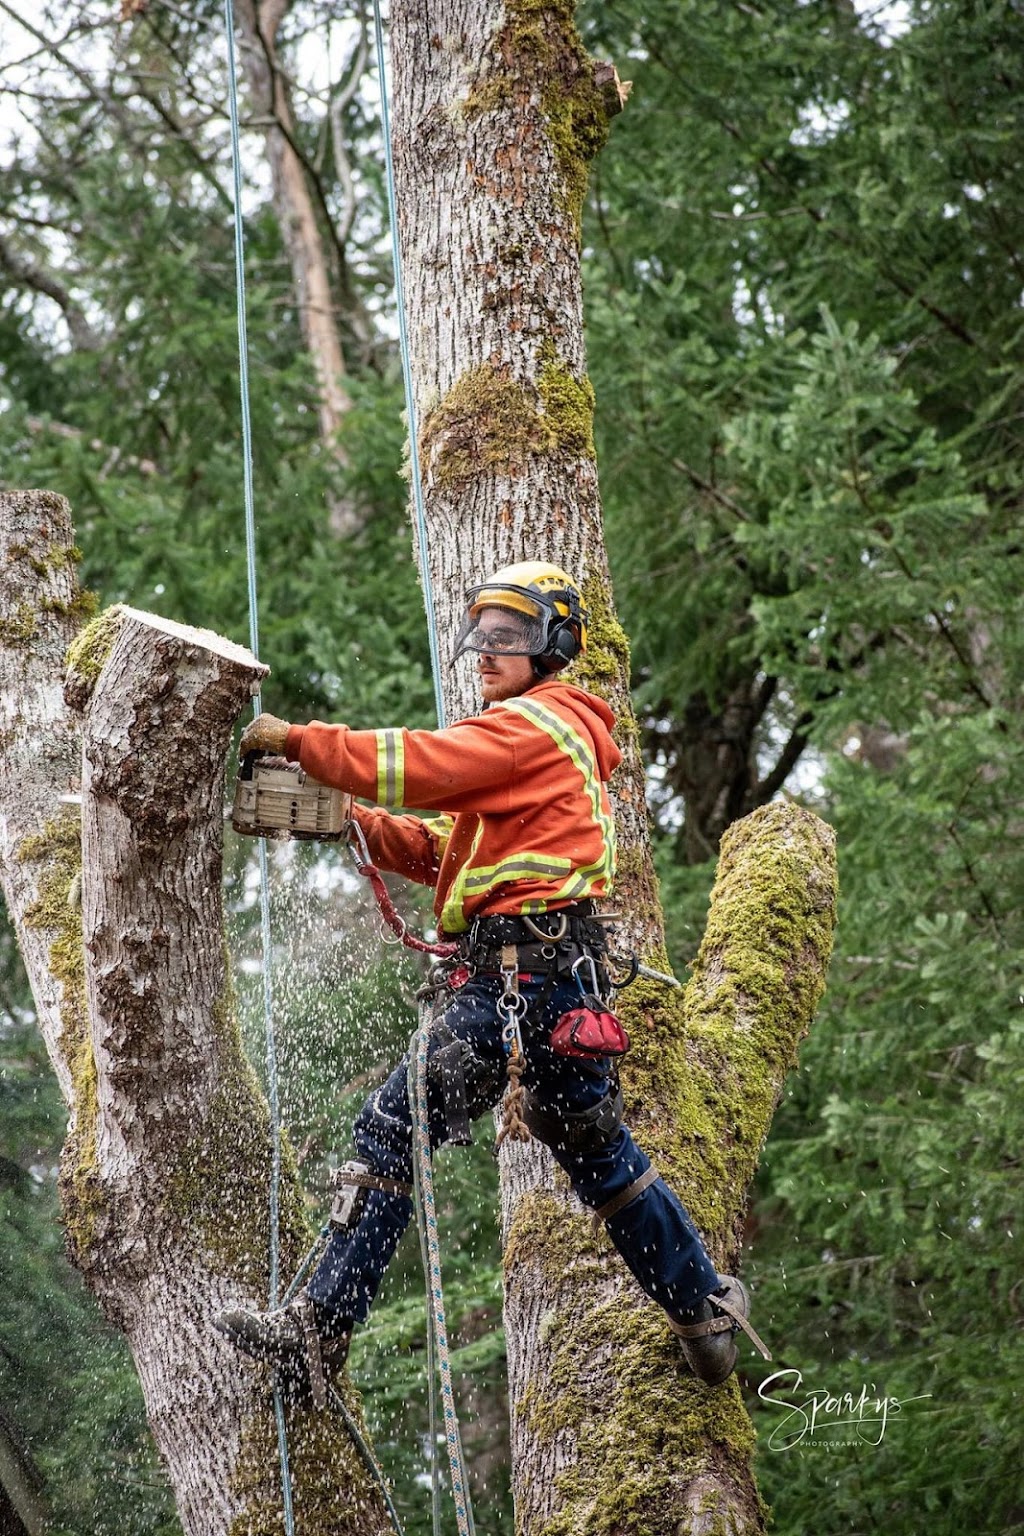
top-left (580, 2), bottom-right (1023, 1530)
top-left (1, 0), bottom-right (1021, 1531)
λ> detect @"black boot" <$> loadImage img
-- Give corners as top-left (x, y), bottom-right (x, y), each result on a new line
top-left (667, 1276), bottom-right (771, 1386)
top-left (214, 1291), bottom-right (351, 1409)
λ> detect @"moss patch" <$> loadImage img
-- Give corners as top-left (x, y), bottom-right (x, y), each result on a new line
top-left (525, 1303), bottom-right (760, 1536)
top-left (65, 604), bottom-right (123, 705)
top-left (0, 601), bottom-right (38, 646)
top-left (538, 343), bottom-right (596, 459)
top-left (573, 569), bottom-right (631, 694)
top-left (229, 1381), bottom-right (389, 1536)
top-left (18, 811), bottom-right (103, 1263)
top-left (421, 355), bottom-right (596, 490)
top-left (42, 587), bottom-right (99, 624)
top-left (420, 365), bottom-right (550, 489)
top-left (465, 0), bottom-right (611, 232)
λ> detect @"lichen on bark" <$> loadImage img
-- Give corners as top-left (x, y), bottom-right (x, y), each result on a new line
top-left (17, 810), bottom-right (103, 1264)
top-left (463, 0), bottom-right (611, 232)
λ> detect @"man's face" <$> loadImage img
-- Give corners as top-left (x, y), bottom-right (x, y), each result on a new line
top-left (473, 607), bottom-right (539, 702)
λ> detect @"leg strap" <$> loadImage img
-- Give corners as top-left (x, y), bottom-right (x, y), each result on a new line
top-left (330, 1160), bottom-right (411, 1232)
top-left (590, 1164), bottom-right (660, 1233)
top-left (668, 1293), bottom-right (772, 1362)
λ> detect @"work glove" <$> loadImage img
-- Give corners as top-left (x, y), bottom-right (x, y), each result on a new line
top-left (239, 713), bottom-right (291, 758)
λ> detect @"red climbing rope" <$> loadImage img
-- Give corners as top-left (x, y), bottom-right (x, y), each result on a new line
top-left (343, 819), bottom-right (457, 958)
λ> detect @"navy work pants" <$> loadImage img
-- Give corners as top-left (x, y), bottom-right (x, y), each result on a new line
top-left (307, 974), bottom-right (720, 1329)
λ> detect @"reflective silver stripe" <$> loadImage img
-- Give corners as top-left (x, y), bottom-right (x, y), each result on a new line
top-left (503, 698), bottom-right (616, 892)
top-left (375, 729), bottom-right (405, 806)
top-left (461, 854), bottom-right (572, 891)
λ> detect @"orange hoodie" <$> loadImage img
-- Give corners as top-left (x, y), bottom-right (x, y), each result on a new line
top-left (284, 678), bottom-right (621, 934)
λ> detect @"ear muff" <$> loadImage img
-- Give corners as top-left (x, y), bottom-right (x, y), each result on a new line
top-left (532, 611), bottom-right (583, 675)
top-left (546, 618), bottom-right (583, 667)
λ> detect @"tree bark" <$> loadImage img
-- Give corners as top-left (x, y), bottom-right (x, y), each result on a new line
top-left (0, 491), bottom-right (392, 1536)
top-left (386, 3), bottom-right (837, 1531)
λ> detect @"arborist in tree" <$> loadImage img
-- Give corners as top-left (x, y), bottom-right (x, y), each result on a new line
top-left (215, 562), bottom-right (766, 1401)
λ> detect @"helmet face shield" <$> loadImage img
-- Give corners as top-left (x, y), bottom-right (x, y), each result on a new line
top-left (454, 601), bottom-right (548, 659)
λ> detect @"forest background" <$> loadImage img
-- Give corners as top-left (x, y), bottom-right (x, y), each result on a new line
top-left (0, 1), bottom-right (1021, 1533)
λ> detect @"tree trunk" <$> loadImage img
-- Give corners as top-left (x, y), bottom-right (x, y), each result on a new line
top-left (386, 3), bottom-right (837, 1531)
top-left (0, 491), bottom-right (392, 1536)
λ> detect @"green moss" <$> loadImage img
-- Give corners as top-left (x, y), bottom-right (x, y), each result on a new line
top-left (229, 1382), bottom-right (388, 1536)
top-left (421, 356), bottom-right (596, 489)
top-left (538, 343), bottom-right (596, 459)
top-left (5, 539), bottom-right (82, 576)
top-left (0, 602), bottom-right (38, 646)
top-left (18, 812), bottom-right (103, 1261)
top-left (501, 805), bottom-right (834, 1533)
top-left (463, 0), bottom-right (610, 235)
top-left (41, 587), bottom-right (99, 624)
top-left (65, 604), bottom-right (123, 701)
top-left (518, 1299), bottom-right (760, 1536)
top-left (573, 569), bottom-right (632, 694)
top-left (420, 365), bottom-right (549, 489)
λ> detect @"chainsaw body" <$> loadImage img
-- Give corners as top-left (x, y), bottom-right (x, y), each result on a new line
top-left (231, 752), bottom-right (350, 841)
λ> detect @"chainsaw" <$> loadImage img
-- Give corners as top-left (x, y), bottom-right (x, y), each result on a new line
top-left (231, 751), bottom-right (351, 841)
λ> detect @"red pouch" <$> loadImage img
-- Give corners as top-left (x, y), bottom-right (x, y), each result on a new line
top-left (550, 1004), bottom-right (630, 1059)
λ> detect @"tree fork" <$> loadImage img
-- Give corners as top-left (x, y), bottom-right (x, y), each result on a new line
top-left (0, 490), bottom-right (392, 1536)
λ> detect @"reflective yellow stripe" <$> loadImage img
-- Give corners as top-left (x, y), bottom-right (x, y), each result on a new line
top-left (441, 843), bottom-right (572, 932)
top-left (440, 818), bottom-right (485, 933)
top-left (503, 697), bottom-right (617, 894)
top-left (423, 814), bottom-right (455, 860)
top-left (375, 729), bottom-right (405, 807)
top-left (462, 853), bottom-right (572, 892)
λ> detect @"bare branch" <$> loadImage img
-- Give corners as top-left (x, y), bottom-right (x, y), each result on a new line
top-left (0, 230), bottom-right (101, 350)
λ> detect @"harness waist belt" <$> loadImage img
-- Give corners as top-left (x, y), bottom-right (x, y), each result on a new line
top-left (458, 901), bottom-right (609, 962)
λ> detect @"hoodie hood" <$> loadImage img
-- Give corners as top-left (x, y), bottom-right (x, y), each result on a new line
top-left (526, 678), bottom-right (623, 782)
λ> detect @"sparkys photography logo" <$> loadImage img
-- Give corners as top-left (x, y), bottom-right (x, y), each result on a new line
top-left (758, 1368), bottom-right (932, 1451)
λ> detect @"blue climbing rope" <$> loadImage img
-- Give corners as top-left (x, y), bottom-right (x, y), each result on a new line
top-left (225, 2), bottom-right (473, 1531)
top-left (222, 3), bottom-right (295, 1531)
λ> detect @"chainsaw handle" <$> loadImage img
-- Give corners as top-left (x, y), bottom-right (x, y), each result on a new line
top-left (239, 748), bottom-right (266, 781)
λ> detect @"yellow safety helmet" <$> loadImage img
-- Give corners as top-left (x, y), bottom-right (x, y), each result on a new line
top-left (454, 561), bottom-right (587, 674)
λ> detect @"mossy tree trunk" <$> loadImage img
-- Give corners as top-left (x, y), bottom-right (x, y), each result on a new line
top-left (0, 491), bottom-right (393, 1536)
top-left (387, 4), bottom-right (837, 1532)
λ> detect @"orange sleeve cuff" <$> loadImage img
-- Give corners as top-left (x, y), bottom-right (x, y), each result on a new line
top-left (284, 724), bottom-right (305, 761)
